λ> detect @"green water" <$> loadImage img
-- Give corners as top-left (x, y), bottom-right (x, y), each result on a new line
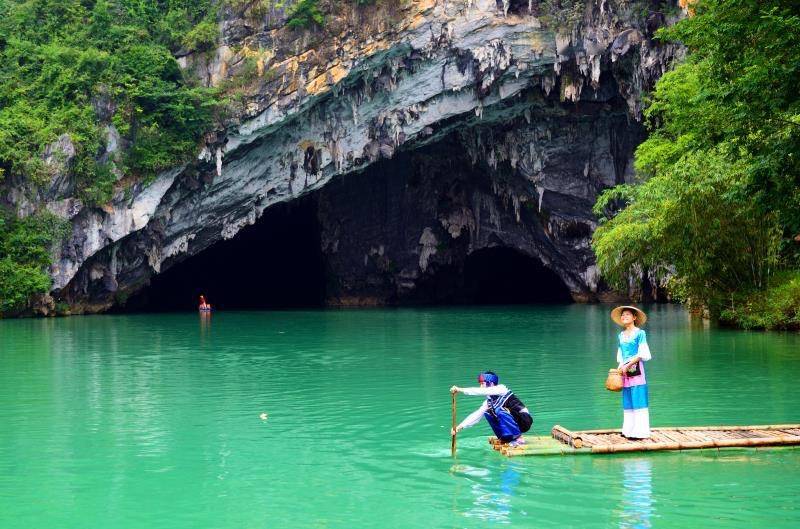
top-left (1, 305), bottom-right (799, 528)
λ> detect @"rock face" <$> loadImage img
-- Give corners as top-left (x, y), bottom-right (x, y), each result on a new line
top-left (20, 0), bottom-right (682, 312)
top-left (316, 105), bottom-right (642, 305)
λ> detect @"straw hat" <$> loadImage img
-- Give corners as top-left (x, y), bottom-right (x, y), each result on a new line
top-left (610, 305), bottom-right (647, 327)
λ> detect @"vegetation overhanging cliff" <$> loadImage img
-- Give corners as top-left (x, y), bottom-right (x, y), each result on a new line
top-left (1, 0), bottom-right (686, 316)
top-left (4, 1), bottom-right (796, 329)
top-left (591, 0), bottom-right (800, 329)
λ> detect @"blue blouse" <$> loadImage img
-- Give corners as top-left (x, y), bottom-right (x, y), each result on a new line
top-left (618, 328), bottom-right (648, 362)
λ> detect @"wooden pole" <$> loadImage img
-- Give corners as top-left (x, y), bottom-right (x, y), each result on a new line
top-left (451, 392), bottom-right (457, 457)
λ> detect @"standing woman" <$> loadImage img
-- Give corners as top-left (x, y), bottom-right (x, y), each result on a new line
top-left (611, 306), bottom-right (651, 439)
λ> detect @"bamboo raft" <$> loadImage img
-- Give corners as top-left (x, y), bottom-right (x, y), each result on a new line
top-left (490, 424), bottom-right (800, 457)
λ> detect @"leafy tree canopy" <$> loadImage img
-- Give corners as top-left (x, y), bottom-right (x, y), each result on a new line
top-left (0, 0), bottom-right (221, 201)
top-left (593, 0), bottom-right (800, 326)
top-left (0, 0), bottom-right (222, 315)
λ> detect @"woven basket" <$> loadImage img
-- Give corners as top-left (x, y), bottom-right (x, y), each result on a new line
top-left (605, 368), bottom-right (623, 392)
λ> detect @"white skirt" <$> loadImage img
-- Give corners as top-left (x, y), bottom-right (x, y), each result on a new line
top-left (622, 408), bottom-right (650, 438)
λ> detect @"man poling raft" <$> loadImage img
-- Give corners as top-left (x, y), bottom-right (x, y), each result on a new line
top-left (450, 371), bottom-right (533, 449)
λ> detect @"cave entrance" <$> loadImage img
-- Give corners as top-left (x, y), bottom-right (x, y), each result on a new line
top-left (123, 196), bottom-right (325, 312)
top-left (460, 247), bottom-right (572, 304)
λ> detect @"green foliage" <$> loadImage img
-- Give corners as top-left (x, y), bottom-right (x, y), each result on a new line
top-left (0, 0), bottom-right (222, 200)
top-left (592, 0), bottom-right (800, 322)
top-left (540, 0), bottom-right (586, 31)
top-left (218, 56), bottom-right (262, 91)
top-left (224, 0), bottom-right (283, 21)
top-left (593, 149), bottom-right (781, 313)
top-left (663, 1), bottom-right (800, 235)
top-left (720, 271), bottom-right (800, 330)
top-left (77, 160), bottom-right (118, 205)
top-left (182, 17), bottom-right (219, 52)
top-left (0, 210), bottom-right (69, 315)
top-left (286, 0), bottom-right (325, 29)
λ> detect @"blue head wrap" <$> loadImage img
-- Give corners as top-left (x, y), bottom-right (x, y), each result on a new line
top-left (478, 371), bottom-right (499, 386)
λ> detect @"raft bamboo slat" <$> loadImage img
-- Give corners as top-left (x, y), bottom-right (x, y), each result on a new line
top-left (490, 424), bottom-right (800, 457)
top-left (657, 430), bottom-right (685, 445)
top-left (680, 430), bottom-right (711, 442)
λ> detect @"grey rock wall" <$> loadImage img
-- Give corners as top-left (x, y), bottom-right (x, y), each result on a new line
top-left (23, 0), bottom-right (681, 313)
top-left (317, 86), bottom-right (643, 305)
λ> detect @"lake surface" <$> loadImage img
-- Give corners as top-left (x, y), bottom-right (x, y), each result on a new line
top-left (1, 305), bottom-right (799, 528)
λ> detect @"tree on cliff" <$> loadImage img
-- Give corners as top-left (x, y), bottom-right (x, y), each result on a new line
top-left (0, 0), bottom-right (221, 315)
top-left (592, 0), bottom-right (800, 329)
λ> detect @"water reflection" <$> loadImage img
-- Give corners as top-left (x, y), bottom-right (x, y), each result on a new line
top-left (457, 462), bottom-right (522, 523)
top-left (618, 458), bottom-right (653, 529)
top-left (199, 311), bottom-right (212, 338)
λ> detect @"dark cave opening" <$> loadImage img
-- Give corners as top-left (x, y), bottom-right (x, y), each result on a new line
top-left (118, 126), bottom-right (577, 312)
top-left (501, 0), bottom-right (531, 16)
top-left (122, 196), bottom-right (325, 312)
top-left (460, 247), bottom-right (572, 304)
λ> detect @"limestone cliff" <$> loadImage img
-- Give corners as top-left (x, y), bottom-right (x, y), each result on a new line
top-left (20, 1), bottom-right (683, 312)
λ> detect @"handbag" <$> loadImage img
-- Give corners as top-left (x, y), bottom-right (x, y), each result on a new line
top-left (624, 361), bottom-right (641, 377)
top-left (605, 368), bottom-right (623, 392)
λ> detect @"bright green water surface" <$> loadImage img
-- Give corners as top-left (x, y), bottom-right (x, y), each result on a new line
top-left (1, 305), bottom-right (799, 528)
